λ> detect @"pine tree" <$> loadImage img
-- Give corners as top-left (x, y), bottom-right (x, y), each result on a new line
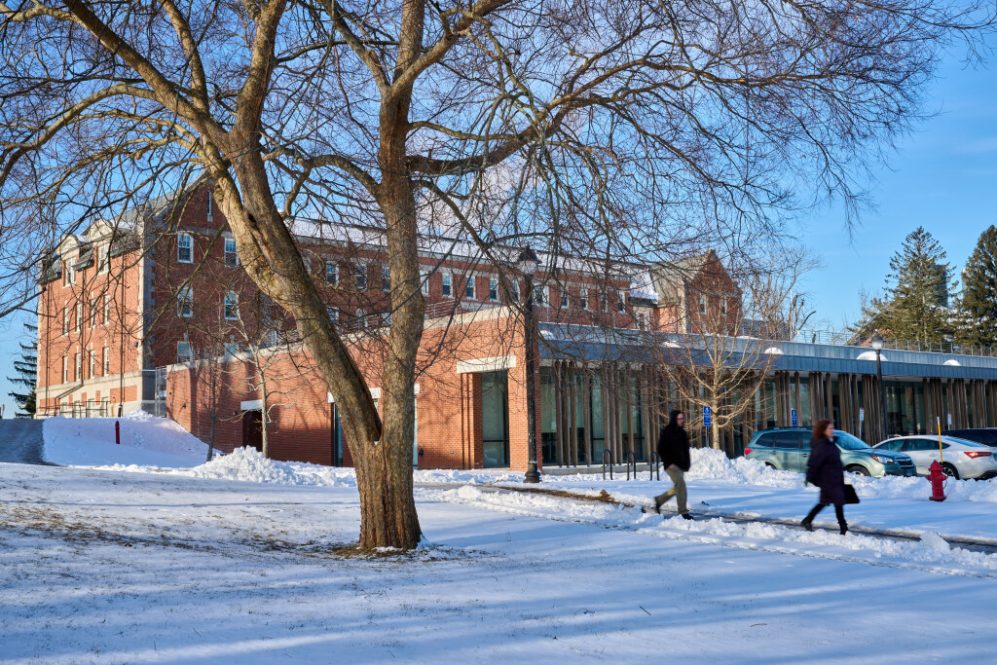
top-left (854, 227), bottom-right (953, 346)
top-left (7, 322), bottom-right (37, 417)
top-left (954, 226), bottom-right (997, 350)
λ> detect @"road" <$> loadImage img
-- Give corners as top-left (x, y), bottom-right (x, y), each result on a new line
top-left (0, 419), bottom-right (45, 464)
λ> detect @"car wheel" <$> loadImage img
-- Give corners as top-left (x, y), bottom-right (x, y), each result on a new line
top-left (942, 463), bottom-right (959, 480)
top-left (846, 465), bottom-right (870, 476)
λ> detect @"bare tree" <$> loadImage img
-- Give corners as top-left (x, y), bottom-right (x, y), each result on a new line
top-left (1, 0), bottom-right (991, 550)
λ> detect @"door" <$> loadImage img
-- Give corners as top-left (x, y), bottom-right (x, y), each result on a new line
top-left (242, 410), bottom-right (263, 452)
top-left (481, 371), bottom-right (509, 467)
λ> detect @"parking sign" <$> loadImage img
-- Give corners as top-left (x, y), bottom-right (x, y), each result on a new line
top-left (791, 408), bottom-right (798, 427)
top-left (703, 405), bottom-right (711, 427)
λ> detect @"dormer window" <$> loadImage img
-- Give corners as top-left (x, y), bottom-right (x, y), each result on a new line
top-left (698, 294), bottom-right (707, 315)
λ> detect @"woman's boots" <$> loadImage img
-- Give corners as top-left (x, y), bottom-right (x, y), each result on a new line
top-left (801, 503), bottom-right (848, 535)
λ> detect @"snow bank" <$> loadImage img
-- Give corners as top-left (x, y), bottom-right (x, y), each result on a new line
top-left (185, 447), bottom-right (353, 486)
top-left (685, 448), bottom-right (803, 488)
top-left (43, 415), bottom-right (212, 468)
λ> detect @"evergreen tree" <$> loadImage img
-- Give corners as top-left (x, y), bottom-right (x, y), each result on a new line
top-left (954, 226), bottom-right (997, 349)
top-left (854, 227), bottom-right (954, 346)
top-left (7, 322), bottom-right (37, 417)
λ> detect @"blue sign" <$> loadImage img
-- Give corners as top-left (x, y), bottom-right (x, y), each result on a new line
top-left (703, 405), bottom-right (712, 427)
top-left (791, 408), bottom-right (798, 427)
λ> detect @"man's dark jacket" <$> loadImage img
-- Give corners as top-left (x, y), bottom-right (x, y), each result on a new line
top-left (657, 411), bottom-right (691, 471)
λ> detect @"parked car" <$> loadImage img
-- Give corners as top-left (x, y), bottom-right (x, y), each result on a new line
top-left (744, 427), bottom-right (916, 478)
top-left (943, 428), bottom-right (997, 448)
top-left (874, 435), bottom-right (997, 480)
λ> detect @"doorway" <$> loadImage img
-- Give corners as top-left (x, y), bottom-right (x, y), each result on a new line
top-left (481, 371), bottom-right (509, 467)
top-left (242, 410), bottom-right (263, 452)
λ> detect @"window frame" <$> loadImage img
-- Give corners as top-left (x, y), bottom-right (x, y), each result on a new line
top-left (223, 291), bottom-right (239, 321)
top-left (224, 236), bottom-right (239, 267)
top-left (325, 260), bottom-right (339, 286)
top-left (355, 263), bottom-right (368, 290)
top-left (465, 274), bottom-right (476, 300)
top-left (177, 285), bottom-right (194, 318)
top-left (177, 232), bottom-right (194, 264)
top-left (441, 271), bottom-right (453, 298)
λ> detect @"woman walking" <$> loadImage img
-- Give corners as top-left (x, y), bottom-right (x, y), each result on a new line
top-left (801, 419), bottom-right (849, 535)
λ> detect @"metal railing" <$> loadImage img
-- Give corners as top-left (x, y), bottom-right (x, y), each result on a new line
top-left (793, 328), bottom-right (997, 359)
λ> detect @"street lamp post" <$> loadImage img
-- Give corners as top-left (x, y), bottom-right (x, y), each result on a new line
top-left (518, 248), bottom-right (541, 484)
top-left (871, 332), bottom-right (888, 441)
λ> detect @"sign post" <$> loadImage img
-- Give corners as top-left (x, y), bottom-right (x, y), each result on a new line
top-left (703, 405), bottom-right (712, 449)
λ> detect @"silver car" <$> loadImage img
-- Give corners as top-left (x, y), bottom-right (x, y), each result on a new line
top-left (874, 435), bottom-right (997, 480)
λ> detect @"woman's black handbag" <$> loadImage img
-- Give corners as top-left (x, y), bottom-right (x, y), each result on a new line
top-left (844, 484), bottom-right (861, 504)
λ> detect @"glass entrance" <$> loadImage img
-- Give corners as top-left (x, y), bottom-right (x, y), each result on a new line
top-left (481, 371), bottom-right (509, 467)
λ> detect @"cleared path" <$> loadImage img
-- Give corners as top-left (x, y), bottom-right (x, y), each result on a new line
top-left (0, 419), bottom-right (44, 464)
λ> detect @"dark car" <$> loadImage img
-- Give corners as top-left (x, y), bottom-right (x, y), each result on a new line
top-left (744, 427), bottom-right (916, 478)
top-left (944, 428), bottom-right (997, 448)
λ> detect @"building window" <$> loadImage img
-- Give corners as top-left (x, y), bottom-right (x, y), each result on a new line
top-left (62, 307), bottom-right (70, 335)
top-left (64, 261), bottom-right (76, 286)
top-left (74, 352), bottom-right (82, 382)
top-left (177, 232), bottom-right (193, 263)
top-left (103, 295), bottom-right (111, 325)
top-left (327, 307), bottom-right (339, 323)
top-left (721, 298), bottom-right (729, 316)
top-left (89, 299), bottom-right (98, 327)
top-left (420, 268), bottom-right (430, 296)
top-left (223, 291), bottom-right (239, 320)
top-left (509, 279), bottom-right (521, 303)
top-left (617, 292), bottom-right (626, 313)
top-left (206, 191), bottom-right (213, 222)
top-left (533, 285), bottom-right (548, 306)
top-left (442, 272), bottom-right (453, 298)
top-left (699, 294), bottom-right (707, 315)
top-left (177, 339), bottom-right (193, 363)
top-left (76, 303), bottom-right (83, 332)
top-left (224, 342), bottom-right (239, 358)
top-left (97, 246), bottom-right (109, 274)
top-left (600, 291), bottom-right (609, 312)
top-left (102, 347), bottom-right (110, 375)
top-left (382, 311), bottom-right (392, 326)
top-left (465, 275), bottom-right (476, 300)
top-left (62, 356), bottom-right (68, 383)
top-left (355, 263), bottom-right (368, 290)
top-left (177, 286), bottom-right (193, 318)
top-left (559, 288), bottom-right (569, 309)
top-left (637, 312), bottom-right (648, 330)
top-left (488, 276), bottom-right (499, 302)
top-left (580, 288), bottom-right (589, 310)
top-left (356, 308), bottom-right (367, 327)
top-left (325, 261), bottom-right (338, 285)
top-left (224, 236), bottom-right (239, 267)
top-left (382, 264), bottom-right (391, 292)
top-left (88, 350), bottom-right (95, 379)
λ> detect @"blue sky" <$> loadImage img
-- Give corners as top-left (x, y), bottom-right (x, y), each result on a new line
top-left (1, 39), bottom-right (995, 418)
top-left (795, 41), bottom-right (997, 331)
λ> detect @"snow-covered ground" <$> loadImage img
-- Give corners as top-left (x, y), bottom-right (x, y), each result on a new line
top-left (42, 413), bottom-right (213, 467)
top-left (2, 461), bottom-right (996, 664)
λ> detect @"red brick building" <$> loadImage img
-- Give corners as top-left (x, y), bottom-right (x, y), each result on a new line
top-left (35, 183), bottom-right (742, 468)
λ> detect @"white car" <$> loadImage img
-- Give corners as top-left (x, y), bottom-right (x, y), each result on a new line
top-left (874, 436), bottom-right (997, 480)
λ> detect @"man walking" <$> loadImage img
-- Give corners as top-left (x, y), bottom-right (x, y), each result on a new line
top-left (652, 410), bottom-right (693, 519)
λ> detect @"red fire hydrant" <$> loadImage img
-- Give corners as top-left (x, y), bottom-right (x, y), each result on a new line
top-left (928, 460), bottom-right (947, 502)
top-left (115, 419), bottom-right (120, 446)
